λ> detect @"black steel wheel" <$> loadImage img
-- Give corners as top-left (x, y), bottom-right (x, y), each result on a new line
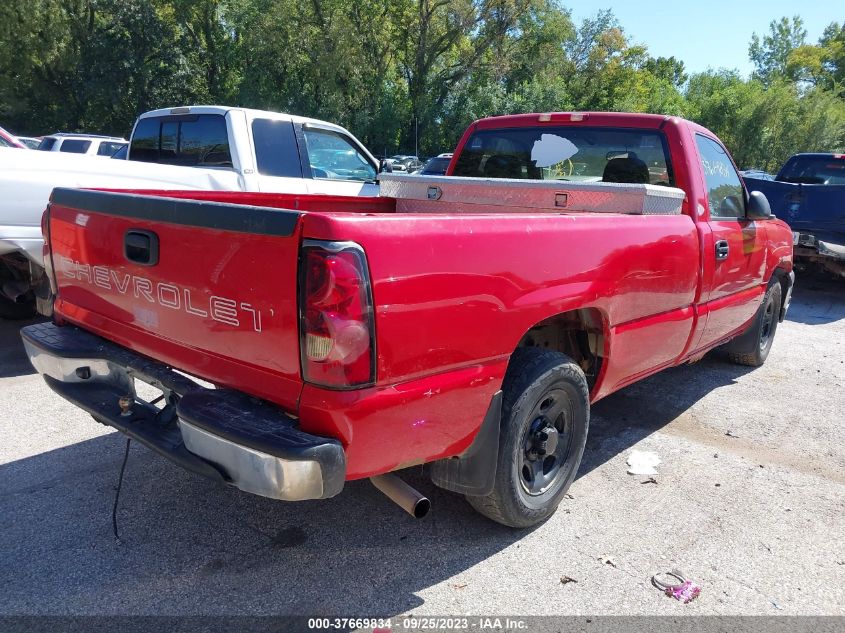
top-left (518, 388), bottom-right (574, 497)
top-left (725, 280), bottom-right (782, 367)
top-left (466, 347), bottom-right (589, 528)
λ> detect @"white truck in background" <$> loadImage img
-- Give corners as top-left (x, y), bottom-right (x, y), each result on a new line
top-left (36, 133), bottom-right (128, 157)
top-left (0, 105), bottom-right (382, 317)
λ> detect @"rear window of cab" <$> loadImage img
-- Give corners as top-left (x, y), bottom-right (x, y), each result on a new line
top-left (130, 114), bottom-right (232, 167)
top-left (778, 155), bottom-right (845, 185)
top-left (452, 126), bottom-right (674, 186)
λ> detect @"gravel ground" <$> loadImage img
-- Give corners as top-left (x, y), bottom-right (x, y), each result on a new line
top-left (0, 275), bottom-right (843, 619)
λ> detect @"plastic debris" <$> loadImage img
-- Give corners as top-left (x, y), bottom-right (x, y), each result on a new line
top-left (725, 430), bottom-right (740, 438)
top-left (652, 571), bottom-right (701, 604)
top-left (641, 477), bottom-right (658, 485)
top-left (669, 580), bottom-right (701, 603)
top-left (560, 576), bottom-right (578, 585)
top-left (627, 450), bottom-right (661, 475)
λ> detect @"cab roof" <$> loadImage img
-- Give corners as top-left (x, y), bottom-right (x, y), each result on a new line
top-left (138, 105), bottom-right (348, 131)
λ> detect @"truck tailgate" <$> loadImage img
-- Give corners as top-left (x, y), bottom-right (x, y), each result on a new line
top-left (47, 188), bottom-right (304, 410)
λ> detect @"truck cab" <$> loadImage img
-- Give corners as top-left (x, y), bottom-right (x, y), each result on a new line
top-left (129, 106), bottom-right (380, 197)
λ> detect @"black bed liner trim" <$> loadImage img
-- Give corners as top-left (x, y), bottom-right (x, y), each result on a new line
top-left (50, 187), bottom-right (301, 236)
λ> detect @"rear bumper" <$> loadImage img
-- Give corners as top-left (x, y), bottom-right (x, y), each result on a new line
top-left (793, 231), bottom-right (845, 261)
top-left (21, 322), bottom-right (345, 500)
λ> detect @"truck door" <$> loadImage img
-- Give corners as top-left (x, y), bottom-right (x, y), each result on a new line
top-left (696, 133), bottom-right (768, 350)
top-left (297, 124), bottom-right (380, 197)
top-left (249, 117), bottom-right (309, 194)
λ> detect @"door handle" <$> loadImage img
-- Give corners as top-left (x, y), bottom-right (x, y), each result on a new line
top-left (715, 239), bottom-right (729, 261)
top-left (124, 230), bottom-right (159, 266)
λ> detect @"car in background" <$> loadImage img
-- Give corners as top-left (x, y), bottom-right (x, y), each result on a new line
top-left (0, 126), bottom-right (25, 148)
top-left (744, 153), bottom-right (845, 277)
top-left (384, 158), bottom-right (407, 172)
top-left (15, 136), bottom-right (41, 149)
top-left (36, 133), bottom-right (128, 157)
top-left (389, 154), bottom-right (424, 173)
top-left (741, 169), bottom-right (774, 181)
top-left (420, 152), bottom-right (453, 176)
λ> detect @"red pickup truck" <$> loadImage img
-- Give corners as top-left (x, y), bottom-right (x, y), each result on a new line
top-left (22, 112), bottom-right (794, 528)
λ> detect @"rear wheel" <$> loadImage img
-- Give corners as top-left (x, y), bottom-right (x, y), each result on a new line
top-left (724, 280), bottom-right (782, 367)
top-left (466, 348), bottom-right (589, 528)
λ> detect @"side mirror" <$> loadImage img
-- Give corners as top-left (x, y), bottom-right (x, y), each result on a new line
top-left (379, 159), bottom-right (393, 174)
top-left (746, 190), bottom-right (773, 220)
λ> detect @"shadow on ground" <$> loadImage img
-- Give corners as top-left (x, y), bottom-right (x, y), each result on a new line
top-left (0, 316), bottom-right (44, 378)
top-left (584, 355), bottom-right (754, 476)
top-left (0, 432), bottom-right (529, 617)
top-left (786, 270), bottom-right (845, 325)
top-left (0, 357), bottom-right (756, 618)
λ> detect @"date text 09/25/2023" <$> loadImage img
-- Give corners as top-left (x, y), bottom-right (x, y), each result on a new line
top-left (307, 617), bottom-right (529, 631)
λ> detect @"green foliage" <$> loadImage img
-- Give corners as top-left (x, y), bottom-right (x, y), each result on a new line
top-left (785, 22), bottom-right (845, 95)
top-left (749, 16), bottom-right (807, 85)
top-left (0, 4), bottom-right (842, 166)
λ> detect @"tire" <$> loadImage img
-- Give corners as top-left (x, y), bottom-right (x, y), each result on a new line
top-left (724, 280), bottom-right (782, 367)
top-left (466, 347), bottom-right (589, 528)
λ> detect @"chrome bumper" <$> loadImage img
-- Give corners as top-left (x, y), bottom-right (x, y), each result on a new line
top-left (21, 322), bottom-right (345, 501)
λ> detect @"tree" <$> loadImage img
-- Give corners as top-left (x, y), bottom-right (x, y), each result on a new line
top-left (392, 0), bottom-right (547, 153)
top-left (786, 22), bottom-right (844, 95)
top-left (1, 3), bottom-right (843, 163)
top-left (749, 16), bottom-right (807, 85)
top-left (0, 0), bottom-right (201, 135)
top-left (642, 56), bottom-right (687, 88)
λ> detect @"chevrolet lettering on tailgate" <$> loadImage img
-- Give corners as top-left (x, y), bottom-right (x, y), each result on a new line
top-left (58, 255), bottom-right (265, 332)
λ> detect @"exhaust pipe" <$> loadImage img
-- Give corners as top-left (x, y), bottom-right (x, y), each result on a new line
top-left (370, 474), bottom-right (431, 519)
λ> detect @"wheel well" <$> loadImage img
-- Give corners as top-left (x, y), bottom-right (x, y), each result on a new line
top-left (514, 308), bottom-right (605, 390)
top-left (772, 267), bottom-right (791, 322)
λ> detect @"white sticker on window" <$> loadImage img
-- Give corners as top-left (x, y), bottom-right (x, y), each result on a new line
top-left (640, 135), bottom-right (658, 148)
top-left (531, 134), bottom-right (578, 167)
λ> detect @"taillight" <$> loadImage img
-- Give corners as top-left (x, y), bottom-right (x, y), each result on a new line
top-left (299, 240), bottom-right (375, 388)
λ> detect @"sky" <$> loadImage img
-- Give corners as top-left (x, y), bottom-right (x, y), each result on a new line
top-left (562, 0), bottom-right (841, 77)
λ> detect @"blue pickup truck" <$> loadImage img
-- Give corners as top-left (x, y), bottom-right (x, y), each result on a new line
top-left (744, 153), bottom-right (845, 278)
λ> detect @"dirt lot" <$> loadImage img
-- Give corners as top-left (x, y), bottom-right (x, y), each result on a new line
top-left (1, 275), bottom-right (843, 619)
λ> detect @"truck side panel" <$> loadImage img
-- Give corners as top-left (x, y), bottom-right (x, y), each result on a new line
top-left (302, 211), bottom-right (700, 394)
top-left (289, 211), bottom-right (701, 476)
